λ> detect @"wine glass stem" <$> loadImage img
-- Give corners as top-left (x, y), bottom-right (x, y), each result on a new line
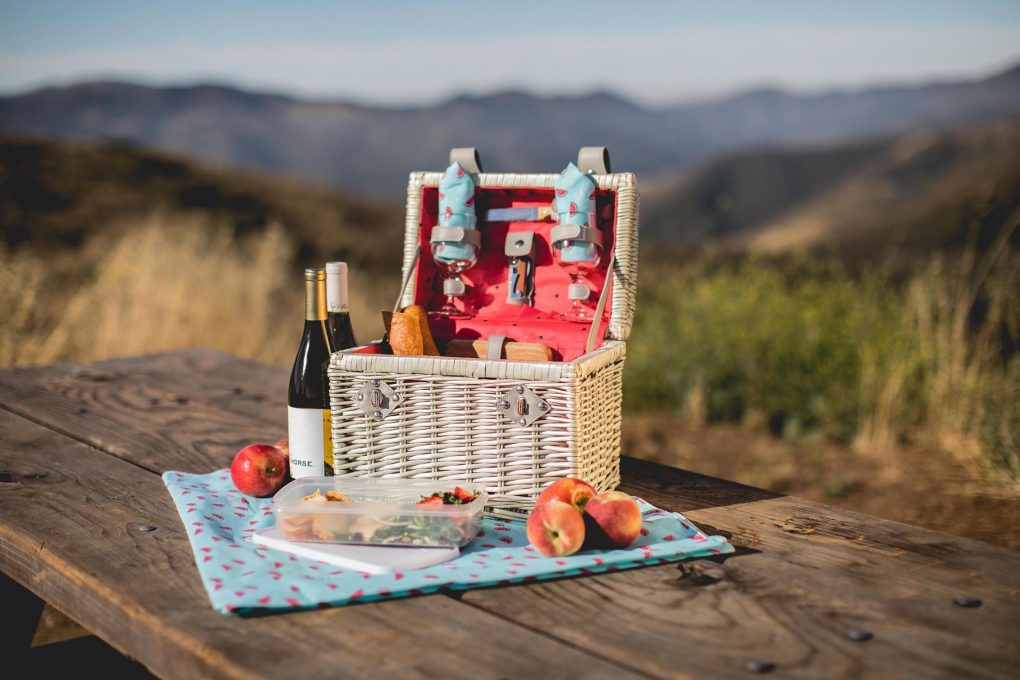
top-left (567, 274), bottom-right (592, 318)
top-left (448, 273), bottom-right (461, 310)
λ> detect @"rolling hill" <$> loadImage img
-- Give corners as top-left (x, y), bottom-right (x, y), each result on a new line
top-left (0, 133), bottom-right (403, 270)
top-left (642, 116), bottom-right (1020, 260)
top-left (1, 63), bottom-right (1018, 197)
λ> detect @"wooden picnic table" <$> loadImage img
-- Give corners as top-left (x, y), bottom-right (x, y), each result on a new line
top-left (0, 348), bottom-right (1017, 679)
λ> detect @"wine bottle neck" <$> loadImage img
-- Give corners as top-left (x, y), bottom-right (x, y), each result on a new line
top-left (304, 268), bottom-right (327, 321)
top-left (326, 262), bottom-right (349, 313)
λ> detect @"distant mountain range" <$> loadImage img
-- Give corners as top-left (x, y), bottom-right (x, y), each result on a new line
top-left (1, 63), bottom-right (1019, 196)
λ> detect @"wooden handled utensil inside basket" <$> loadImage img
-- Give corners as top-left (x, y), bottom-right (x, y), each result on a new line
top-left (445, 338), bottom-right (552, 361)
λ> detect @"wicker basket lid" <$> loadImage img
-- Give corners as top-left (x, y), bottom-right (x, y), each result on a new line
top-left (398, 169), bottom-right (639, 345)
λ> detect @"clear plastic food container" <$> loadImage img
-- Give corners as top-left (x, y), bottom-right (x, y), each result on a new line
top-left (273, 477), bottom-right (487, 548)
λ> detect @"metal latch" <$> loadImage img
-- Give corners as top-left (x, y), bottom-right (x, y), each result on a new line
top-left (354, 379), bottom-right (399, 421)
top-left (495, 385), bottom-right (550, 427)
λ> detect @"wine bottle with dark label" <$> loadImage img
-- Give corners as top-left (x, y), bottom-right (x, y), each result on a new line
top-left (288, 268), bottom-right (335, 478)
top-left (325, 261), bottom-right (358, 351)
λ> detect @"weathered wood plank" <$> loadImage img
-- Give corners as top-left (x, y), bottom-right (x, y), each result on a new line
top-left (0, 408), bottom-right (641, 680)
top-left (0, 352), bottom-right (286, 473)
top-left (453, 469), bottom-right (1020, 679)
top-left (464, 496), bottom-right (1020, 679)
top-left (620, 455), bottom-right (782, 509)
top-left (31, 603), bottom-right (92, 647)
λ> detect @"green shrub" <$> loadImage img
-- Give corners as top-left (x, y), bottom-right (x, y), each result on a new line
top-left (627, 256), bottom-right (882, 440)
top-left (624, 244), bottom-right (1019, 478)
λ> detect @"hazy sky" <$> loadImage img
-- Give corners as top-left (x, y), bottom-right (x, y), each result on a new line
top-left (1, 1), bottom-right (1019, 105)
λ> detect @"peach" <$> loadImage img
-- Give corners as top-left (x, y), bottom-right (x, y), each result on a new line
top-left (526, 500), bottom-right (586, 557)
top-left (536, 478), bottom-right (597, 513)
top-left (583, 491), bottom-right (642, 548)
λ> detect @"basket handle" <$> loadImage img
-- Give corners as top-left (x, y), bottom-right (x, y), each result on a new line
top-left (585, 254), bottom-right (616, 354)
top-left (577, 146), bottom-right (611, 174)
top-left (450, 147), bottom-right (483, 173)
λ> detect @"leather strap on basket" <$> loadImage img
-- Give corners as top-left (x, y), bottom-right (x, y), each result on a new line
top-left (550, 224), bottom-right (604, 247)
top-left (430, 226), bottom-right (482, 246)
top-left (486, 334), bottom-right (507, 360)
top-left (585, 254), bottom-right (616, 354)
top-left (577, 146), bottom-right (611, 174)
top-left (449, 147), bottom-right (483, 173)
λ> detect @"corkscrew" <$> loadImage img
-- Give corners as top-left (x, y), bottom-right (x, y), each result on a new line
top-left (504, 231), bottom-right (536, 306)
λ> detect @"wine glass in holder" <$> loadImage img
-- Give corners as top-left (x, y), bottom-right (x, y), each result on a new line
top-left (551, 162), bottom-right (603, 322)
top-left (430, 236), bottom-right (478, 318)
top-left (551, 234), bottom-right (602, 321)
top-left (430, 162), bottom-right (480, 318)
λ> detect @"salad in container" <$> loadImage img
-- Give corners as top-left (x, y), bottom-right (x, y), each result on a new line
top-left (273, 477), bottom-right (486, 548)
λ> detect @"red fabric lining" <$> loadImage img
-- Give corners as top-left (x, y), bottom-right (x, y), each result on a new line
top-left (407, 185), bottom-right (617, 362)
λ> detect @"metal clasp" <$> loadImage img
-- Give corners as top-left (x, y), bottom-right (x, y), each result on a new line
top-left (354, 379), bottom-right (399, 421)
top-left (495, 385), bottom-right (550, 427)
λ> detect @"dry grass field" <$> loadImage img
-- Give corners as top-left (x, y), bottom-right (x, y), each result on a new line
top-left (0, 217), bottom-right (395, 369)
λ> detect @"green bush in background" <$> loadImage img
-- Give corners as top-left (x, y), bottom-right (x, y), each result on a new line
top-left (625, 242), bottom-right (1018, 479)
top-left (626, 256), bottom-right (894, 439)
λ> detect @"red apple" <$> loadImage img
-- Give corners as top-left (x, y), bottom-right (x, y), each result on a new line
top-left (230, 443), bottom-right (288, 497)
top-left (536, 478), bottom-right (596, 513)
top-left (526, 500), bottom-right (586, 557)
top-left (583, 491), bottom-right (642, 548)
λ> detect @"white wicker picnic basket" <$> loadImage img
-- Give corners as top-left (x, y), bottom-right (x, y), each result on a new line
top-left (328, 148), bottom-right (638, 518)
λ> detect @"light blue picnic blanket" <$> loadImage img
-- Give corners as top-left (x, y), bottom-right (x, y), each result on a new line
top-left (163, 469), bottom-right (733, 614)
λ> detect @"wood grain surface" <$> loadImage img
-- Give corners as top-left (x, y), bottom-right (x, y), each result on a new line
top-left (1, 349), bottom-right (1018, 679)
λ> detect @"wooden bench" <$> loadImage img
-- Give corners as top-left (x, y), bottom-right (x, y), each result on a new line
top-left (1, 349), bottom-right (1017, 678)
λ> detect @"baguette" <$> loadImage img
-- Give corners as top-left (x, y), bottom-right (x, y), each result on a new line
top-left (403, 305), bottom-right (440, 356)
top-left (389, 311), bottom-right (424, 356)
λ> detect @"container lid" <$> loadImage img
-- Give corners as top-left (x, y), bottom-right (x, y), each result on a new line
top-left (273, 477), bottom-right (487, 516)
top-left (273, 477), bottom-right (487, 548)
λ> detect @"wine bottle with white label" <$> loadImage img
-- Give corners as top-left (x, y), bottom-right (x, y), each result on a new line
top-left (325, 261), bottom-right (358, 351)
top-left (288, 268), bottom-right (335, 478)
